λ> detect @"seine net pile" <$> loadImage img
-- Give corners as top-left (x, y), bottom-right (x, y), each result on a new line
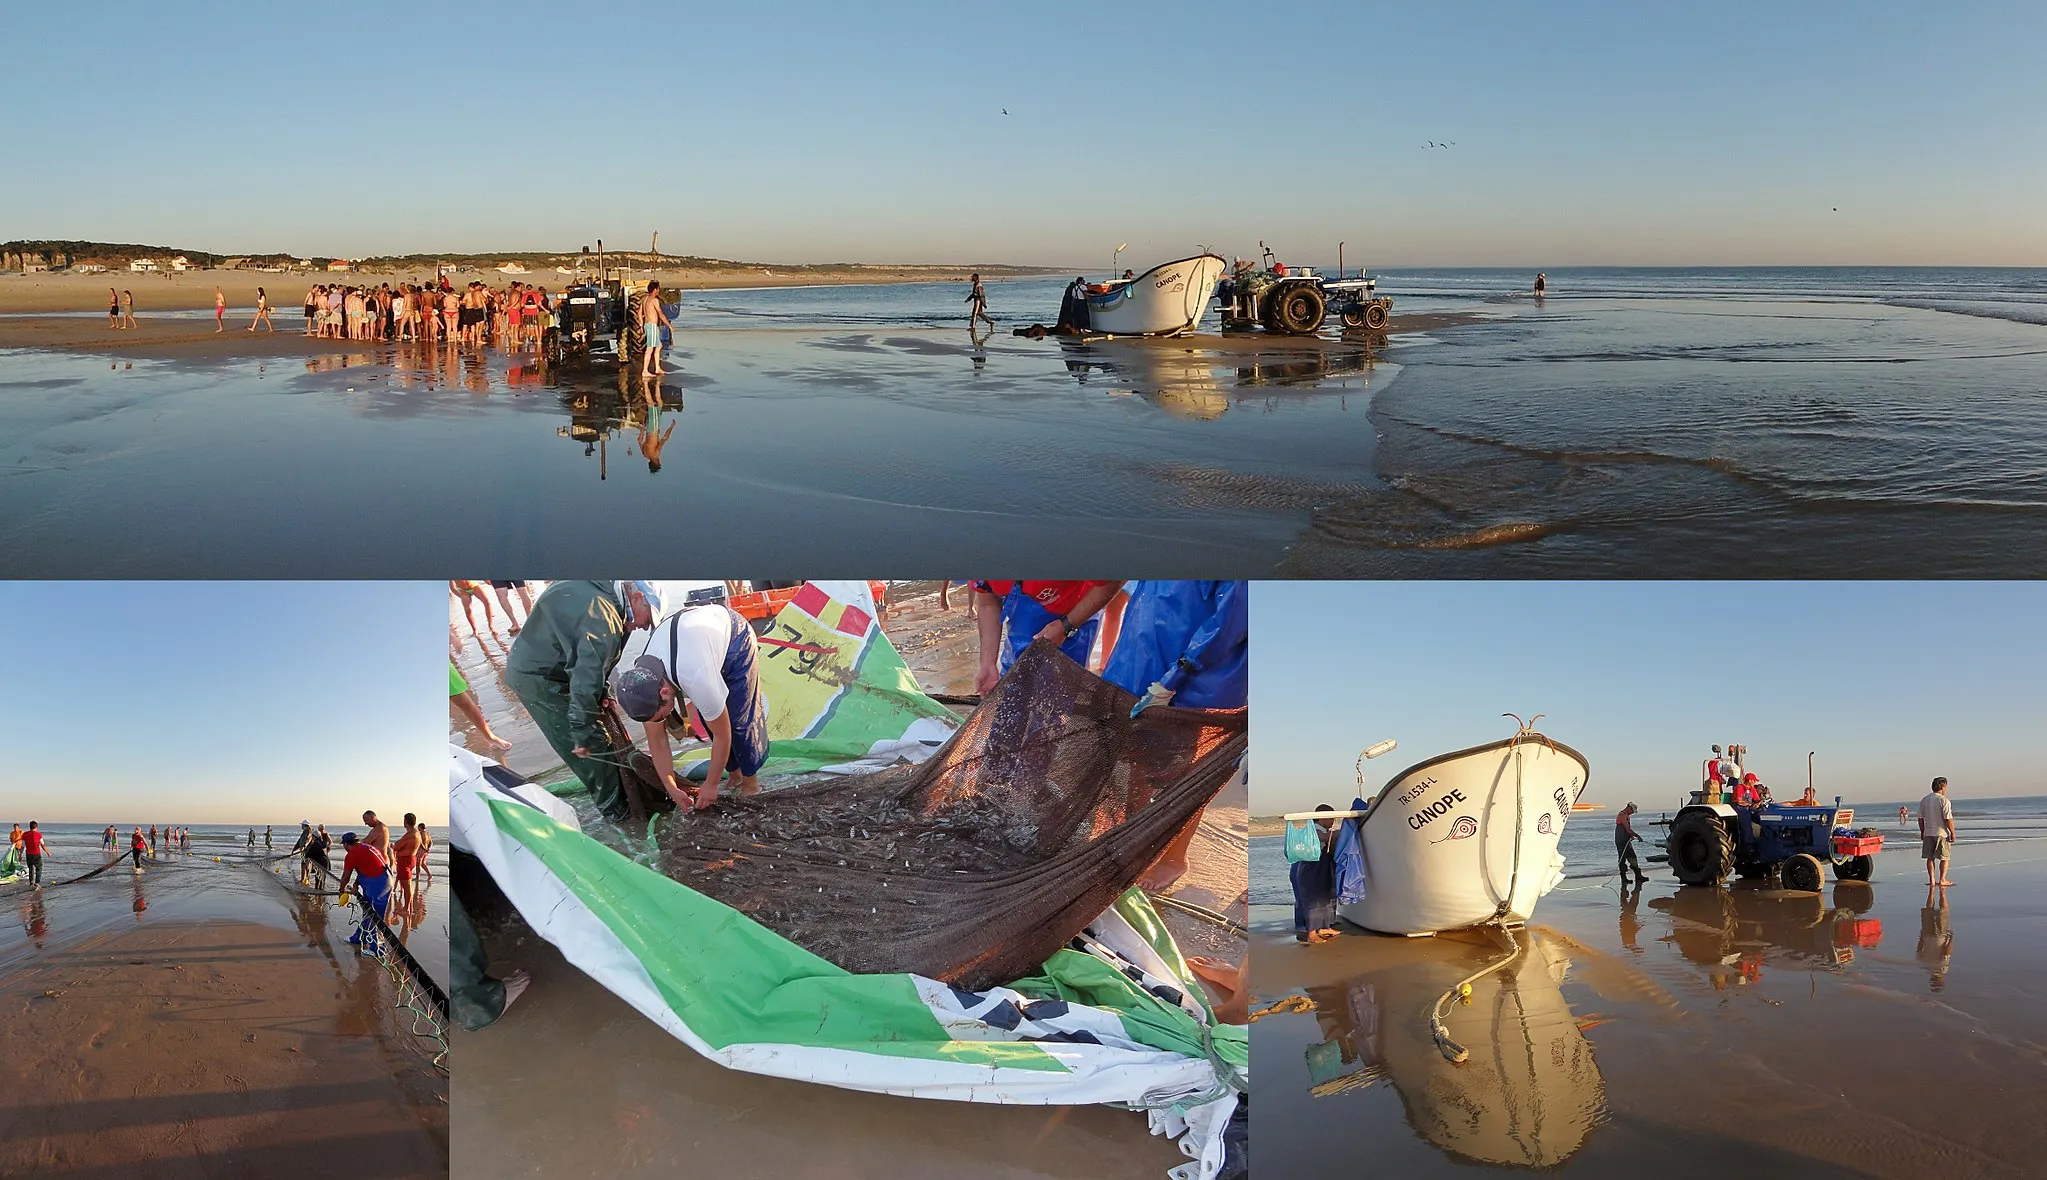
top-left (654, 642), bottom-right (1247, 989)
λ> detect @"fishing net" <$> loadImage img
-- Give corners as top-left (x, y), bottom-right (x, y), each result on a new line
top-left (652, 642), bottom-right (1247, 990)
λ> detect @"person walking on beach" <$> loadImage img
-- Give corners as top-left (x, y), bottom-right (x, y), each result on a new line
top-left (291, 819), bottom-right (312, 854)
top-left (639, 282), bottom-right (670, 378)
top-left (966, 273), bottom-right (993, 327)
top-left (129, 827), bottom-right (146, 871)
top-left (300, 824), bottom-right (331, 887)
top-left (451, 581), bottom-right (501, 644)
top-left (102, 825), bottom-right (115, 853)
top-left (1533, 273), bottom-right (1547, 296)
top-left (1920, 776), bottom-right (1955, 886)
top-left (491, 581), bottom-right (533, 632)
top-left (264, 826), bottom-right (272, 850)
top-left (120, 290), bottom-right (138, 330)
top-left (1616, 802), bottom-right (1647, 886)
top-left (108, 288), bottom-right (122, 330)
top-left (247, 287), bottom-right (274, 332)
top-left (21, 823), bottom-right (47, 888)
top-left (214, 286), bottom-right (226, 333)
top-left (8, 824), bottom-right (21, 867)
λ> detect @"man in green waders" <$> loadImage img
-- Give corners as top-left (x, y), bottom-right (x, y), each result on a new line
top-left (504, 581), bottom-right (661, 821)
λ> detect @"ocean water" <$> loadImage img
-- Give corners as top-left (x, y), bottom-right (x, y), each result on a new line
top-left (6, 267), bottom-right (2041, 575)
top-left (1, 821), bottom-right (449, 988)
top-left (1284, 266), bottom-right (2047, 576)
top-left (1252, 794), bottom-right (2047, 908)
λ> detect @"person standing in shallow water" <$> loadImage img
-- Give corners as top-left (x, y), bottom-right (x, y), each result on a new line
top-left (639, 282), bottom-right (670, 379)
top-left (1616, 802), bottom-right (1647, 886)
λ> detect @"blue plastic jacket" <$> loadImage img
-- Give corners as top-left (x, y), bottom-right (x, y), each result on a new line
top-left (1100, 581), bottom-right (1249, 708)
top-left (1333, 796), bottom-right (1369, 904)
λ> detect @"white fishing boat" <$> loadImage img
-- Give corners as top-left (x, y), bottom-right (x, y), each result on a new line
top-left (1296, 724), bottom-right (1590, 935)
top-left (1079, 253), bottom-right (1227, 336)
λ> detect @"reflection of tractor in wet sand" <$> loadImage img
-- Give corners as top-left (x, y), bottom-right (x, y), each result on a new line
top-left (1653, 883), bottom-right (1881, 976)
top-left (1216, 243), bottom-right (1393, 335)
top-left (1662, 744), bottom-right (1885, 891)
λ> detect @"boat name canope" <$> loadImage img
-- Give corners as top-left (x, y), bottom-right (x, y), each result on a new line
top-left (1407, 788), bottom-right (1470, 830)
top-left (1396, 776), bottom-right (1441, 807)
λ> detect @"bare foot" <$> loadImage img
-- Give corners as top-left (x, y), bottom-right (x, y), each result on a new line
top-left (1938, 879), bottom-right (1955, 886)
top-left (1137, 857), bottom-right (1189, 893)
top-left (501, 969), bottom-right (531, 1012)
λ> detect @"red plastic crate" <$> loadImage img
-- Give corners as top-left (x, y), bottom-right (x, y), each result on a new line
top-left (1833, 834), bottom-right (1884, 856)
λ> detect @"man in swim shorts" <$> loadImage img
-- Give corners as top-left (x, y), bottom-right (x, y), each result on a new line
top-left (391, 812), bottom-right (423, 911)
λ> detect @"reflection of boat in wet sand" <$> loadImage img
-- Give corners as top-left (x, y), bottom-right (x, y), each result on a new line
top-left (1079, 254), bottom-right (1228, 337)
top-left (1337, 727), bottom-right (1591, 935)
top-left (1303, 930), bottom-right (1605, 1167)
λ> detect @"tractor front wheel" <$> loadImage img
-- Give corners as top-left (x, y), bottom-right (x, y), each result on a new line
top-left (1835, 855), bottom-right (1874, 882)
top-left (1782, 853), bottom-right (1825, 892)
top-left (1340, 303), bottom-right (1368, 329)
top-left (1667, 811), bottom-right (1734, 886)
top-left (1363, 301), bottom-right (1389, 330)
top-left (1273, 284), bottom-right (1327, 334)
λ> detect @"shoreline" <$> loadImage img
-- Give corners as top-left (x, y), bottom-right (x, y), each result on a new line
top-left (0, 309), bottom-right (1488, 358)
top-left (0, 266), bottom-right (1058, 316)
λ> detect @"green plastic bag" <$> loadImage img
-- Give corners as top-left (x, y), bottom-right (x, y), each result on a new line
top-left (1284, 818), bottom-right (1323, 863)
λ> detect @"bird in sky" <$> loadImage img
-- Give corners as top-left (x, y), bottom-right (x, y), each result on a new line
top-left (1001, 108), bottom-right (1009, 115)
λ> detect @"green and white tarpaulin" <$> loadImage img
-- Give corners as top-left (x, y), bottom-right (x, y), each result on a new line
top-left (0, 848), bottom-right (19, 884)
top-left (450, 747), bottom-right (1244, 1180)
top-left (653, 581), bottom-right (960, 778)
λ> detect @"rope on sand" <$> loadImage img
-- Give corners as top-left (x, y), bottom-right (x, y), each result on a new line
top-left (265, 858), bottom-right (450, 1073)
top-left (1428, 927), bottom-right (1526, 1064)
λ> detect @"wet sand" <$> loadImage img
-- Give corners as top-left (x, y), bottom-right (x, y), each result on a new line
top-left (0, 843), bottom-right (448, 1177)
top-left (1250, 837), bottom-right (2047, 1178)
top-left (452, 581), bottom-right (1245, 1177)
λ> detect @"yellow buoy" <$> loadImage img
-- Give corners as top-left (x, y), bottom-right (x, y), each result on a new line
top-left (1458, 983), bottom-right (1473, 999)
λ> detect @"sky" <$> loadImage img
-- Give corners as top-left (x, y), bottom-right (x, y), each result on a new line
top-left (5, 2), bottom-right (2044, 267)
top-left (1251, 582), bottom-right (2047, 815)
top-left (0, 582), bottom-right (446, 825)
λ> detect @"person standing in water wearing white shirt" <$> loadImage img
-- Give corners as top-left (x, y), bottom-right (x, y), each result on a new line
top-left (1919, 776), bottom-right (1956, 887)
top-left (613, 604), bottom-right (769, 812)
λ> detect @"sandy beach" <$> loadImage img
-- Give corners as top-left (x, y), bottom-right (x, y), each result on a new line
top-left (449, 581), bottom-right (1247, 1178)
top-left (1250, 831), bottom-right (2047, 1178)
top-left (0, 831), bottom-right (450, 1178)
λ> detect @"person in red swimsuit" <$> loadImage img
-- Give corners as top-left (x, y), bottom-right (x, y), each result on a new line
top-left (391, 811), bottom-right (423, 913)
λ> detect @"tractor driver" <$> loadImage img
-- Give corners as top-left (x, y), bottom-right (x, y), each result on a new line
top-left (1733, 773), bottom-right (1767, 844)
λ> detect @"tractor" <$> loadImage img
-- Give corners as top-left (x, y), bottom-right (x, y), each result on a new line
top-left (1216, 243), bottom-right (1393, 335)
top-left (1664, 752), bottom-right (1884, 891)
top-left (546, 268), bottom-right (666, 364)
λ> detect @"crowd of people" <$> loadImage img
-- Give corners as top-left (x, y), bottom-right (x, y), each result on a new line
top-left (300, 276), bottom-right (555, 350)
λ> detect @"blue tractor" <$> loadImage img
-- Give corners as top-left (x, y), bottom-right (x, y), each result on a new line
top-left (1666, 748), bottom-right (1884, 891)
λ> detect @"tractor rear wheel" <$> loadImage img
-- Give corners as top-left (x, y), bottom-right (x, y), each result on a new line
top-left (1667, 811), bottom-right (1734, 886)
top-left (1835, 855), bottom-right (1874, 882)
top-left (1363, 301), bottom-right (1389, 330)
top-left (1273, 284), bottom-right (1327, 334)
top-left (1782, 853), bottom-right (1824, 892)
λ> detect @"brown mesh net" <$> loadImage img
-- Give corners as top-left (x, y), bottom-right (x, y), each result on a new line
top-left (652, 642), bottom-right (1247, 989)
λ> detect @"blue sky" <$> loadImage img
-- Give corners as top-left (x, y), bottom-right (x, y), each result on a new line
top-left (0, 582), bottom-right (445, 824)
top-left (5, 1), bottom-right (2042, 266)
top-left (1251, 582), bottom-right (2046, 814)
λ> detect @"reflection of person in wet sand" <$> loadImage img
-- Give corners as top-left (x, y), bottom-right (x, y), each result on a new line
top-left (1918, 888), bottom-right (1953, 991)
top-left (637, 402), bottom-right (677, 473)
top-left (1292, 804), bottom-right (1341, 943)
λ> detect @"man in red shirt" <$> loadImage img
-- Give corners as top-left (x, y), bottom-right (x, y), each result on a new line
top-left (20, 822), bottom-right (48, 888)
top-left (970, 580), bottom-right (1120, 693)
top-left (337, 831), bottom-right (394, 935)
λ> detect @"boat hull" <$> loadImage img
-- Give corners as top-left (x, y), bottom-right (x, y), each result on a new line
top-left (1340, 735), bottom-right (1590, 934)
top-left (1083, 254), bottom-right (1226, 336)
